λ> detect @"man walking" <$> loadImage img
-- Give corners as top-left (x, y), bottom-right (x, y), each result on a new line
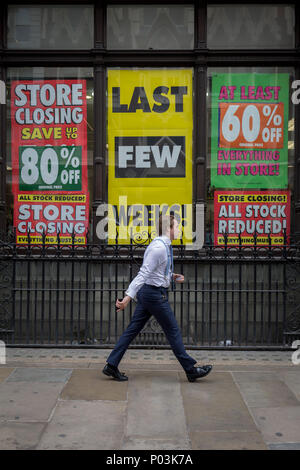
top-left (102, 214), bottom-right (212, 382)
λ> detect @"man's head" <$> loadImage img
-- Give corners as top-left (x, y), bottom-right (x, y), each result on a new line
top-left (157, 214), bottom-right (179, 241)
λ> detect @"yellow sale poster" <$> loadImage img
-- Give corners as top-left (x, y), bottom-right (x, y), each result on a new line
top-left (107, 69), bottom-right (193, 244)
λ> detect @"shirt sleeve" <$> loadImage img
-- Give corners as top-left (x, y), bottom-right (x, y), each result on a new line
top-left (125, 244), bottom-right (165, 299)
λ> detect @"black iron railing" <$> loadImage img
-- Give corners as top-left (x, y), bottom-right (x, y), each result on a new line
top-left (0, 229), bottom-right (299, 349)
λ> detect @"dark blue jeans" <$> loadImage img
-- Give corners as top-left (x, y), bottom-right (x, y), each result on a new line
top-left (107, 284), bottom-right (197, 372)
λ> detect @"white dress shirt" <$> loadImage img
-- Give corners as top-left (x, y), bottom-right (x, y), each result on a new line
top-left (125, 236), bottom-right (173, 300)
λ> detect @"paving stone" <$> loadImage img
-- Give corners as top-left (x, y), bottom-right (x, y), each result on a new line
top-left (0, 422), bottom-right (46, 450)
top-left (190, 430), bottom-right (268, 450)
top-left (7, 368), bottom-right (72, 383)
top-left (5, 348), bottom-right (294, 366)
top-left (0, 368), bottom-right (14, 383)
top-left (0, 382), bottom-right (64, 422)
top-left (125, 371), bottom-right (188, 440)
top-left (268, 442), bottom-right (300, 450)
top-left (232, 371), bottom-right (283, 382)
top-left (251, 406), bottom-right (300, 444)
top-left (6, 361), bottom-right (91, 369)
top-left (180, 371), bottom-right (257, 432)
top-left (232, 372), bottom-right (299, 408)
top-left (198, 364), bottom-right (288, 372)
top-left (279, 369), bottom-right (300, 401)
top-left (121, 437), bottom-right (191, 450)
top-left (60, 369), bottom-right (128, 401)
top-left (36, 400), bottom-right (126, 450)
top-left (0, 348), bottom-right (298, 451)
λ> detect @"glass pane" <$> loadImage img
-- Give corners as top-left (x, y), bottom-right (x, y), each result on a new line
top-left (106, 68), bottom-right (193, 244)
top-left (7, 5), bottom-right (94, 49)
top-left (6, 67), bottom-right (94, 244)
top-left (107, 5), bottom-right (194, 50)
top-left (207, 4), bottom-right (295, 49)
top-left (206, 67), bottom-right (295, 247)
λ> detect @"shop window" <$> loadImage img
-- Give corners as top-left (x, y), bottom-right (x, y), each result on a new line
top-left (207, 4), bottom-right (295, 49)
top-left (7, 5), bottom-right (94, 49)
top-left (106, 68), bottom-right (193, 244)
top-left (206, 67), bottom-right (295, 247)
top-left (107, 5), bottom-right (194, 50)
top-left (6, 67), bottom-right (94, 244)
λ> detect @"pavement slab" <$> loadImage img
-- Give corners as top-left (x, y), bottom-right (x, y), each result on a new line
top-left (60, 368), bottom-right (128, 401)
top-left (0, 368), bottom-right (14, 383)
top-left (232, 371), bottom-right (299, 408)
top-left (121, 437), bottom-right (191, 450)
top-left (251, 406), bottom-right (300, 445)
top-left (3, 361), bottom-right (91, 369)
top-left (125, 371), bottom-right (188, 441)
top-left (278, 369), bottom-right (300, 401)
top-left (0, 382), bottom-right (65, 422)
top-left (268, 443), bottom-right (300, 450)
top-left (231, 371), bottom-right (283, 382)
top-left (6, 367), bottom-right (72, 383)
top-left (180, 371), bottom-right (258, 432)
top-left (36, 400), bottom-right (126, 450)
top-left (0, 422), bottom-right (46, 450)
top-left (190, 430), bottom-right (268, 450)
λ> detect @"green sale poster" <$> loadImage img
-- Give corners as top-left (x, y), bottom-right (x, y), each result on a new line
top-left (210, 73), bottom-right (289, 189)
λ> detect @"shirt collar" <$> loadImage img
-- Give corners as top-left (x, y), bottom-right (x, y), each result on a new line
top-left (157, 235), bottom-right (171, 245)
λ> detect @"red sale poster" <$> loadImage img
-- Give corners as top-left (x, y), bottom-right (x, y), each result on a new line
top-left (214, 190), bottom-right (290, 246)
top-left (11, 80), bottom-right (89, 244)
top-left (14, 193), bottom-right (89, 245)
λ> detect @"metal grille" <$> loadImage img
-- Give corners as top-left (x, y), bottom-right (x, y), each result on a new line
top-left (0, 232), bottom-right (299, 349)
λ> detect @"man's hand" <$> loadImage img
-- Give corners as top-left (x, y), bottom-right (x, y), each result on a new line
top-left (173, 273), bottom-right (185, 283)
top-left (116, 295), bottom-right (132, 312)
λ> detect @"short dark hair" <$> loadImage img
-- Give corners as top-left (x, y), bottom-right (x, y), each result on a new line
top-left (158, 214), bottom-right (175, 236)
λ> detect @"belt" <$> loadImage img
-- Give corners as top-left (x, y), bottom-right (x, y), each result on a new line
top-left (144, 284), bottom-right (168, 292)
